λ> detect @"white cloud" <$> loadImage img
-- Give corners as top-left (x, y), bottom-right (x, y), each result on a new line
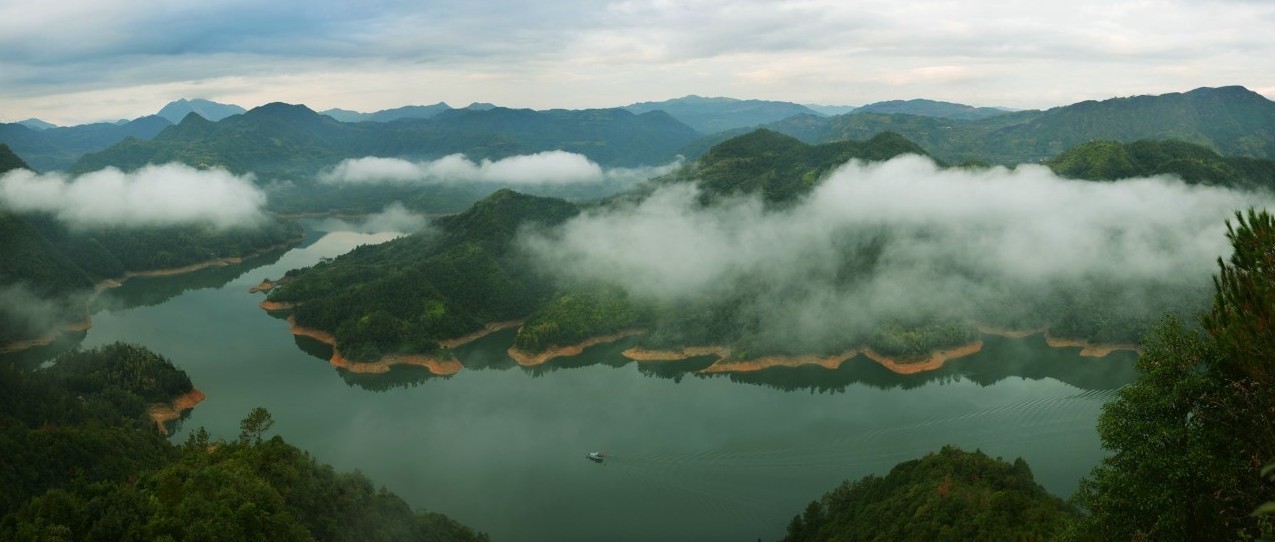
top-left (0, 163), bottom-right (267, 229)
top-left (519, 154), bottom-right (1266, 348)
top-left (2, 1), bottom-right (1273, 124)
top-left (318, 151), bottom-right (679, 186)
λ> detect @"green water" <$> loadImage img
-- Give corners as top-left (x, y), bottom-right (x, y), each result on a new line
top-left (49, 221), bottom-right (1135, 541)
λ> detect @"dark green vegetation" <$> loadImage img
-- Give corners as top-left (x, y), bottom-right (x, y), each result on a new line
top-left (1045, 139), bottom-right (1275, 189)
top-left (270, 190), bottom-right (579, 361)
top-left (664, 129), bottom-right (930, 204)
top-left (513, 287), bottom-right (649, 354)
top-left (765, 86), bottom-right (1275, 165)
top-left (72, 103), bottom-right (700, 177)
top-left (0, 343), bottom-right (487, 541)
top-left (1069, 209), bottom-right (1275, 540)
top-left (624, 95), bottom-right (823, 134)
top-left (779, 446), bottom-right (1077, 541)
top-left (0, 116), bottom-right (173, 172)
top-left (853, 98), bottom-right (1011, 120)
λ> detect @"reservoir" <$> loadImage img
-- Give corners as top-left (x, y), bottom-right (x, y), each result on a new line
top-left (42, 219), bottom-right (1137, 541)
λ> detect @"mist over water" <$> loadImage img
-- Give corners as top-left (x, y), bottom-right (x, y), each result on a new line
top-left (520, 154), bottom-right (1267, 350)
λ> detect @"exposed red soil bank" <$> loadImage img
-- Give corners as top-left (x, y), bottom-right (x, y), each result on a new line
top-left (285, 316), bottom-right (461, 376)
top-left (861, 341), bottom-right (985, 375)
top-left (506, 329), bottom-right (646, 366)
top-left (148, 388), bottom-right (207, 435)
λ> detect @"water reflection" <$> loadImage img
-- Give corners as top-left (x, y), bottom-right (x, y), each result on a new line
top-left (92, 246), bottom-right (293, 312)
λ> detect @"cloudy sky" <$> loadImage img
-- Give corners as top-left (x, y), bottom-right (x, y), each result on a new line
top-left (2, 0), bottom-right (1272, 125)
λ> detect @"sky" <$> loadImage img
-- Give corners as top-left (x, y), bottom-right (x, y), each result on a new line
top-left (1, 0), bottom-right (1273, 125)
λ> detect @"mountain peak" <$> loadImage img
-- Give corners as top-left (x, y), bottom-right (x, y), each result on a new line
top-left (156, 98), bottom-right (246, 124)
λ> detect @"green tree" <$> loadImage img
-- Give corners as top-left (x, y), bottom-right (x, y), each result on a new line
top-left (239, 407), bottom-right (275, 445)
top-left (1071, 209), bottom-right (1275, 540)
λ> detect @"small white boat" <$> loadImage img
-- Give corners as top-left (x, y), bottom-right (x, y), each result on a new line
top-left (586, 451), bottom-right (606, 463)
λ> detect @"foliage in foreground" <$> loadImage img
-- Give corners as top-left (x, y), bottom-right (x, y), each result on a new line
top-left (779, 446), bottom-right (1077, 541)
top-left (0, 343), bottom-right (487, 542)
top-left (1069, 209), bottom-right (1275, 540)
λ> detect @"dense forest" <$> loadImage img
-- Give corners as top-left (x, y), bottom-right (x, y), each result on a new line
top-left (778, 446), bottom-right (1078, 541)
top-left (269, 189), bottom-right (580, 362)
top-left (1044, 139), bottom-right (1275, 189)
top-left (0, 343), bottom-right (487, 541)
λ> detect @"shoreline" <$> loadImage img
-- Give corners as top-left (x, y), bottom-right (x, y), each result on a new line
top-left (286, 316), bottom-right (461, 376)
top-left (507, 329), bottom-right (646, 366)
top-left (622, 345), bottom-right (732, 362)
top-left (0, 317), bottom-right (93, 354)
top-left (439, 320), bottom-right (524, 349)
top-left (148, 388), bottom-right (206, 435)
top-left (1043, 333), bottom-right (1141, 357)
top-left (0, 236), bottom-right (304, 355)
top-left (701, 349), bottom-right (859, 373)
top-left (625, 342), bottom-right (986, 376)
top-left (861, 341), bottom-right (985, 375)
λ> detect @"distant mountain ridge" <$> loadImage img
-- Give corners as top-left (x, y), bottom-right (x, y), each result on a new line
top-left (854, 98), bottom-right (1010, 120)
top-left (320, 102), bottom-right (452, 122)
top-left (71, 102), bottom-right (701, 175)
top-left (625, 95), bottom-right (820, 134)
top-left (767, 85), bottom-right (1275, 164)
top-left (156, 98), bottom-right (246, 124)
top-left (0, 116), bottom-right (173, 172)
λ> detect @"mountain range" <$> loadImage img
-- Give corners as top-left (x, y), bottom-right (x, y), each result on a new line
top-left (70, 103), bottom-right (700, 176)
top-left (3, 86), bottom-right (1273, 176)
top-left (765, 86), bottom-right (1275, 164)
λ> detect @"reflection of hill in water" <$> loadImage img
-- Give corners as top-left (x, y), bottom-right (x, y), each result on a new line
top-left (291, 324), bottom-right (1136, 393)
top-left (0, 331), bottom-right (88, 370)
top-left (652, 336), bottom-right (1138, 392)
top-left (292, 335), bottom-right (453, 391)
top-left (91, 248), bottom-right (292, 312)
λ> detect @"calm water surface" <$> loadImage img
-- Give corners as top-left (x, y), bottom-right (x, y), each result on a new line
top-left (64, 220), bottom-right (1135, 542)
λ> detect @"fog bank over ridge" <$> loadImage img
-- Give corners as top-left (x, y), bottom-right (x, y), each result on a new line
top-left (319, 152), bottom-right (681, 186)
top-left (0, 163), bottom-right (267, 229)
top-left (519, 154), bottom-right (1266, 348)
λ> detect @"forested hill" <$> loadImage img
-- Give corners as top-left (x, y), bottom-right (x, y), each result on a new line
top-left (778, 446), bottom-right (1077, 541)
top-left (1044, 139), bottom-right (1275, 189)
top-left (268, 189), bottom-right (580, 362)
top-left (766, 86), bottom-right (1275, 165)
top-left (665, 129), bottom-right (930, 203)
top-left (72, 103), bottom-right (701, 176)
top-left (0, 343), bottom-right (487, 541)
top-left (0, 143), bottom-right (28, 173)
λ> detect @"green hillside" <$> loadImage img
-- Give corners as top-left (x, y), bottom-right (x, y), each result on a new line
top-left (269, 189), bottom-right (579, 361)
top-left (668, 129), bottom-right (931, 203)
top-left (1045, 139), bottom-right (1275, 189)
top-left (779, 446), bottom-right (1077, 541)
